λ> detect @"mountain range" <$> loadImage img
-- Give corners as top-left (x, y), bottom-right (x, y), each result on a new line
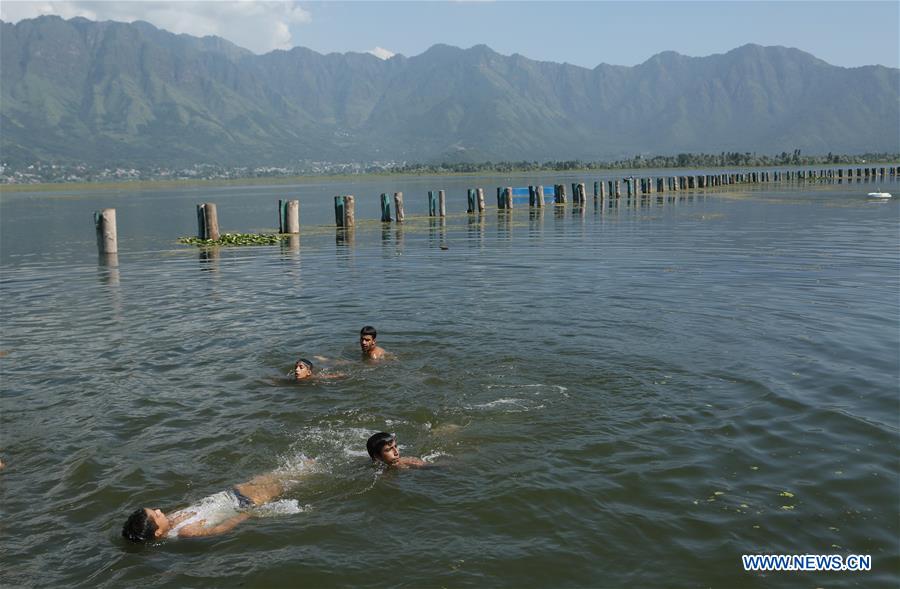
top-left (1, 15), bottom-right (898, 167)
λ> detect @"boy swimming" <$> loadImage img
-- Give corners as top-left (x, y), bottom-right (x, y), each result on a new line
top-left (366, 432), bottom-right (428, 469)
top-left (122, 466), bottom-right (312, 543)
top-left (359, 326), bottom-right (388, 361)
top-left (292, 358), bottom-right (344, 381)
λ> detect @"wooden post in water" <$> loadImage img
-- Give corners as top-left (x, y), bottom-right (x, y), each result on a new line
top-left (394, 192), bottom-right (405, 222)
top-left (334, 195), bottom-right (355, 227)
top-left (438, 190), bottom-right (447, 217)
top-left (614, 180), bottom-right (621, 198)
top-left (477, 188), bottom-right (486, 212)
top-left (535, 185), bottom-right (544, 208)
top-left (197, 203), bottom-right (220, 240)
top-left (284, 200), bottom-right (300, 233)
top-left (558, 184), bottom-right (568, 204)
top-left (94, 208), bottom-right (118, 254)
top-left (381, 193), bottom-right (392, 222)
top-left (467, 189), bottom-right (476, 213)
top-left (334, 196), bottom-right (345, 226)
top-left (528, 186), bottom-right (536, 207)
top-left (497, 187), bottom-right (504, 208)
top-left (578, 182), bottom-right (586, 204)
top-left (428, 191), bottom-right (437, 216)
top-left (344, 195), bottom-right (355, 227)
top-left (504, 187), bottom-right (513, 209)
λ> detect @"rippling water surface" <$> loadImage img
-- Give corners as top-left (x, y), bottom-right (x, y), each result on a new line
top-left (1, 174), bottom-right (898, 588)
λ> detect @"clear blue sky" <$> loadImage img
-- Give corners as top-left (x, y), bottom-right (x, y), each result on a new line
top-left (303, 1), bottom-right (900, 68)
top-left (2, 1), bottom-right (898, 68)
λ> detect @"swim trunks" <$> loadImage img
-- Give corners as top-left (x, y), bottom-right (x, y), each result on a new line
top-left (232, 487), bottom-right (255, 508)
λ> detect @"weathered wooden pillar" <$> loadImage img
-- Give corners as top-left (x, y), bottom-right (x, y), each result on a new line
top-left (528, 186), bottom-right (536, 207)
top-left (381, 193), bottom-right (392, 222)
top-left (558, 183), bottom-right (568, 204)
top-left (438, 190), bottom-right (446, 217)
top-left (504, 186), bottom-right (513, 209)
top-left (94, 208), bottom-right (118, 254)
top-left (334, 195), bottom-right (355, 227)
top-left (394, 192), bottom-right (405, 222)
top-left (344, 195), bottom-right (355, 227)
top-left (497, 187), bottom-right (504, 208)
top-left (197, 202), bottom-right (220, 240)
top-left (283, 199), bottom-right (300, 233)
top-left (428, 191), bottom-right (437, 216)
top-left (477, 188), bottom-right (485, 212)
top-left (597, 181), bottom-right (605, 199)
top-left (614, 180), bottom-right (621, 198)
top-left (535, 185), bottom-right (544, 208)
top-left (334, 196), bottom-right (344, 226)
top-left (468, 189), bottom-right (476, 213)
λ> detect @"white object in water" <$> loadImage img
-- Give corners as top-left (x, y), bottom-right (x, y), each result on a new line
top-left (867, 190), bottom-right (892, 198)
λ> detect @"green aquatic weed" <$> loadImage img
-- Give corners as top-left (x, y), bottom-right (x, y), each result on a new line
top-left (179, 233), bottom-right (289, 247)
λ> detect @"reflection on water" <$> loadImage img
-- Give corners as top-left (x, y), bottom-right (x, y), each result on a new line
top-left (281, 234), bottom-right (301, 256)
top-left (335, 227), bottom-right (354, 247)
top-left (1, 179), bottom-right (898, 588)
top-left (97, 253), bottom-right (119, 286)
top-left (198, 247), bottom-right (219, 270)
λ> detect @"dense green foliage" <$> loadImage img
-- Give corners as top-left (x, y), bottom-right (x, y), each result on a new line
top-left (394, 151), bottom-right (899, 175)
top-left (2, 16), bottom-right (898, 168)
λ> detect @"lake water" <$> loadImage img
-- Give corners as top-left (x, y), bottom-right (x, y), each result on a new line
top-left (1, 172), bottom-right (898, 588)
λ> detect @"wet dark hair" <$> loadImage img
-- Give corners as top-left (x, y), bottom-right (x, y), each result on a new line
top-left (366, 432), bottom-right (395, 460)
top-left (360, 326), bottom-right (377, 339)
top-left (122, 508), bottom-right (157, 543)
top-left (295, 358), bottom-right (314, 372)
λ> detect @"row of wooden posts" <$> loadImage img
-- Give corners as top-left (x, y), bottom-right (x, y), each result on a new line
top-left (94, 165), bottom-right (898, 253)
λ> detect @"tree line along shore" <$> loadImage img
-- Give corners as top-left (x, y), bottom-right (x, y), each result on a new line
top-left (1, 152), bottom-right (897, 193)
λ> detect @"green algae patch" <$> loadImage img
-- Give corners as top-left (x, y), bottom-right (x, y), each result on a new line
top-left (179, 233), bottom-right (289, 247)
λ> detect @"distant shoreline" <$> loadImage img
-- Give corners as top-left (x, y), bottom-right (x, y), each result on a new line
top-left (3, 161), bottom-right (899, 194)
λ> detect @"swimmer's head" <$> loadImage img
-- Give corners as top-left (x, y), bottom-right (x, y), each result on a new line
top-left (366, 432), bottom-right (399, 464)
top-left (360, 326), bottom-right (377, 353)
top-left (122, 507), bottom-right (169, 543)
top-left (293, 358), bottom-right (314, 380)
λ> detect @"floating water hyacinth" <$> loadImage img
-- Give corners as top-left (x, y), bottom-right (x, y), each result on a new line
top-left (179, 233), bottom-right (289, 246)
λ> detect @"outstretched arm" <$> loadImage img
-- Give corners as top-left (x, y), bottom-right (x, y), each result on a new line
top-left (177, 513), bottom-right (251, 538)
top-left (397, 457), bottom-right (429, 469)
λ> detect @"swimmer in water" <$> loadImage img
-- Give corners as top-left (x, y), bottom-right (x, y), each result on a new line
top-left (121, 464), bottom-right (313, 543)
top-left (360, 326), bottom-right (388, 361)
top-left (366, 432), bottom-right (427, 469)
top-left (292, 358), bottom-right (343, 381)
